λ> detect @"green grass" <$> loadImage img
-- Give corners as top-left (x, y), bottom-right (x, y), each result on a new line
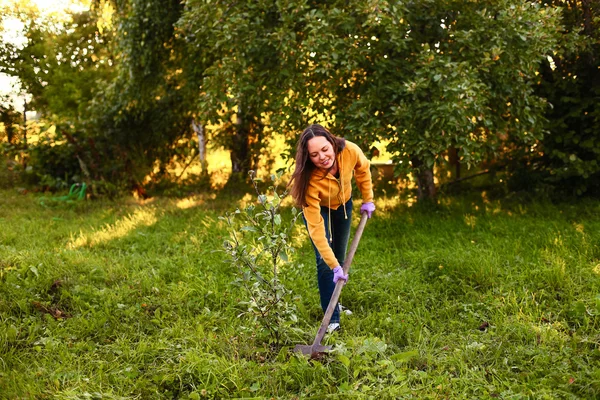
top-left (1, 188), bottom-right (599, 399)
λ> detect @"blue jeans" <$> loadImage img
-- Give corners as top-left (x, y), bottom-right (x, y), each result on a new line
top-left (303, 198), bottom-right (353, 324)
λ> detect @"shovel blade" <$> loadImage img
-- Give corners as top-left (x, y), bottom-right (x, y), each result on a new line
top-left (294, 344), bottom-right (332, 358)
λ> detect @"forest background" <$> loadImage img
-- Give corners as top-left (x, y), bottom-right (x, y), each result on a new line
top-left (0, 0), bottom-right (598, 199)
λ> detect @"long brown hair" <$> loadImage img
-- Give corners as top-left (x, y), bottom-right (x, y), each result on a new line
top-left (288, 124), bottom-right (346, 207)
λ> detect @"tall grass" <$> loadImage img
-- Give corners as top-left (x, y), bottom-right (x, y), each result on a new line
top-left (0, 188), bottom-right (599, 398)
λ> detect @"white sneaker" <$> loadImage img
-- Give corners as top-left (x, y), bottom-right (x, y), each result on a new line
top-left (339, 304), bottom-right (353, 315)
top-left (327, 322), bottom-right (340, 333)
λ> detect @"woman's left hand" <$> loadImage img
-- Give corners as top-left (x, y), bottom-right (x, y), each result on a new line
top-left (360, 202), bottom-right (376, 218)
top-left (332, 266), bottom-right (348, 284)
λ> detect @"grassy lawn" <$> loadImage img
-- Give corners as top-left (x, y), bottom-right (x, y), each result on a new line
top-left (1, 187), bottom-right (599, 399)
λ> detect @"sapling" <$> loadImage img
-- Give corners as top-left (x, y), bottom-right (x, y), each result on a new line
top-left (222, 170), bottom-right (302, 348)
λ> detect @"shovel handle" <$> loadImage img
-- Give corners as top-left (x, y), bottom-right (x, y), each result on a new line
top-left (310, 212), bottom-right (369, 347)
top-left (342, 212), bottom-right (369, 275)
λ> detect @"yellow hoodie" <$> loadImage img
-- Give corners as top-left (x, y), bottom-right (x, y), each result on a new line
top-left (303, 140), bottom-right (374, 269)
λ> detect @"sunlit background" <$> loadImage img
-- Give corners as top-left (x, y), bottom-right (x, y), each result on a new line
top-left (0, 0), bottom-right (396, 190)
top-left (0, 0), bottom-right (88, 108)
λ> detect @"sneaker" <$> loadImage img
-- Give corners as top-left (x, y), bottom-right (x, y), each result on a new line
top-left (339, 304), bottom-right (353, 316)
top-left (327, 322), bottom-right (341, 334)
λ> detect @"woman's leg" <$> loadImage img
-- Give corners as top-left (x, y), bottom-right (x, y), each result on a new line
top-left (304, 198), bottom-right (353, 325)
top-left (315, 254), bottom-right (339, 323)
top-left (325, 199), bottom-right (353, 322)
top-left (331, 199), bottom-right (353, 266)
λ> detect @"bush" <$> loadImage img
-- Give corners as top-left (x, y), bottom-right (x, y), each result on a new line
top-left (0, 144), bottom-right (22, 189)
top-left (23, 139), bottom-right (81, 190)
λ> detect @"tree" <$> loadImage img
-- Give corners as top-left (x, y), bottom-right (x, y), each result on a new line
top-left (178, 0), bottom-right (307, 180)
top-left (280, 0), bottom-right (563, 200)
top-left (0, 0), bottom-right (571, 198)
top-left (85, 0), bottom-right (195, 192)
top-left (533, 0), bottom-right (600, 195)
top-left (0, 5), bottom-right (114, 123)
top-left (0, 2), bottom-right (117, 189)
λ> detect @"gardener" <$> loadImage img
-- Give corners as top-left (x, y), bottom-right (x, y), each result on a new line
top-left (289, 124), bottom-right (375, 333)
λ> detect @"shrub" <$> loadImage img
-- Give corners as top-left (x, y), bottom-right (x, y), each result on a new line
top-left (222, 171), bottom-right (302, 349)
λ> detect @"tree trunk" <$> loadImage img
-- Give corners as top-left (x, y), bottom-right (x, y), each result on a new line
top-left (192, 119), bottom-right (208, 174)
top-left (581, 0), bottom-right (593, 37)
top-left (5, 121), bottom-right (14, 144)
top-left (1, 107), bottom-right (16, 144)
top-left (448, 147), bottom-right (461, 180)
top-left (22, 99), bottom-right (27, 168)
top-left (411, 156), bottom-right (436, 200)
top-left (230, 101), bottom-right (250, 176)
top-left (22, 99), bottom-right (27, 148)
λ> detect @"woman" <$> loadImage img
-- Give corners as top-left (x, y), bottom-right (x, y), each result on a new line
top-left (289, 124), bottom-right (375, 333)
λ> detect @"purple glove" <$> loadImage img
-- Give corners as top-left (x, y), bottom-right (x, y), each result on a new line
top-left (360, 202), bottom-right (376, 218)
top-left (332, 266), bottom-right (348, 284)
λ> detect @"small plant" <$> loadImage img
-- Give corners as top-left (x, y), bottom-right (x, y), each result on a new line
top-left (222, 170), bottom-right (302, 348)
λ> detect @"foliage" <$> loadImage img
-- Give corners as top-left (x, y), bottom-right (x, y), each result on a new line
top-left (532, 0), bottom-right (600, 196)
top-left (274, 0), bottom-right (563, 198)
top-left (0, 97), bottom-right (22, 187)
top-left (0, 97), bottom-right (21, 144)
top-left (0, 190), bottom-right (599, 397)
top-left (0, 0), bottom-right (200, 193)
top-left (0, 4), bottom-right (121, 191)
top-left (0, 0), bottom-right (595, 200)
top-left (0, 147), bottom-right (19, 188)
top-left (178, 0), bottom-right (301, 176)
top-left (222, 171), bottom-right (302, 348)
top-left (84, 0), bottom-right (194, 190)
top-left (0, 6), bottom-right (114, 123)
top-left (177, 0), bottom-right (565, 196)
top-left (23, 133), bottom-right (81, 190)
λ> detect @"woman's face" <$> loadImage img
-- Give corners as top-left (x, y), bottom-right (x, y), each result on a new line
top-left (307, 136), bottom-right (335, 171)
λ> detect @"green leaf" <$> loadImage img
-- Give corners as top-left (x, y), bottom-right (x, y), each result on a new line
top-left (337, 354), bottom-right (351, 367)
top-left (29, 265), bottom-right (39, 278)
top-left (391, 350), bottom-right (419, 363)
top-left (278, 251), bottom-right (288, 262)
top-left (249, 382), bottom-right (260, 392)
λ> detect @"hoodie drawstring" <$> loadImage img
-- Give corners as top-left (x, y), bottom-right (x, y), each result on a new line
top-left (341, 154), bottom-right (348, 220)
top-left (328, 181), bottom-right (332, 243)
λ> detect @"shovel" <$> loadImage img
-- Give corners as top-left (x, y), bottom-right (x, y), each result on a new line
top-left (294, 212), bottom-right (369, 358)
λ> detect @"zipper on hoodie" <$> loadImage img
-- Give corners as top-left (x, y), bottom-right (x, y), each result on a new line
top-left (334, 176), bottom-right (344, 205)
top-left (325, 173), bottom-right (344, 206)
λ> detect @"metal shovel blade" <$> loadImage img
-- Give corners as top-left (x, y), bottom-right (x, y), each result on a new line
top-left (294, 344), bottom-right (332, 358)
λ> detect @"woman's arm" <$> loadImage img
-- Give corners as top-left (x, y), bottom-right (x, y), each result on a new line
top-left (351, 143), bottom-right (374, 203)
top-left (303, 194), bottom-right (340, 269)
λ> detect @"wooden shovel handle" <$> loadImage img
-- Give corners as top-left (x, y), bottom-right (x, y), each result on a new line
top-left (311, 212), bottom-right (369, 347)
top-left (342, 212), bottom-right (368, 275)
